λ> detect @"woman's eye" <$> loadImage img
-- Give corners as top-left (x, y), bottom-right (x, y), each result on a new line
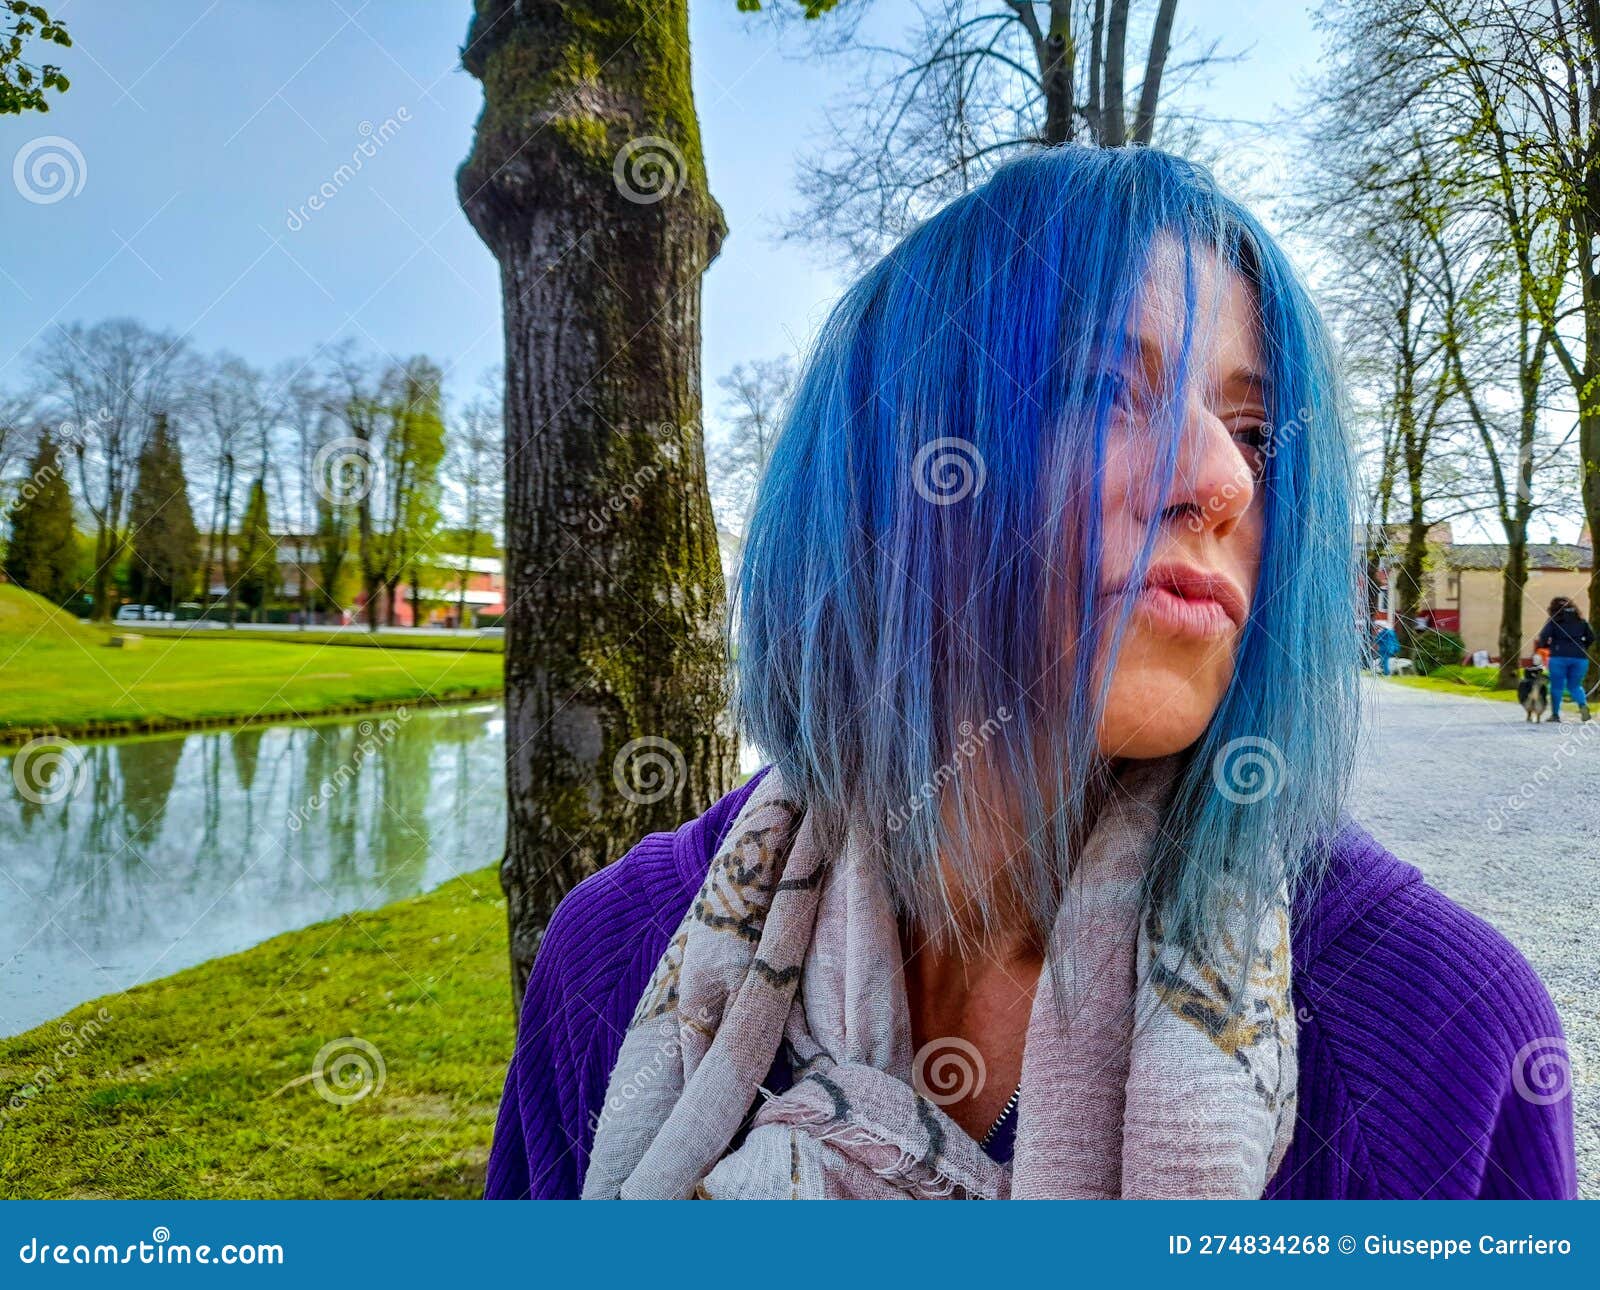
top-left (1232, 421), bottom-right (1270, 474)
top-left (1084, 370), bottom-right (1135, 412)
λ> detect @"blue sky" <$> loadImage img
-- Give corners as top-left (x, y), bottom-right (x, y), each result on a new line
top-left (0, 0), bottom-right (1319, 438)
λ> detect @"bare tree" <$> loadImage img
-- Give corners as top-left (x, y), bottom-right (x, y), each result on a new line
top-left (1295, 109), bottom-right (1465, 656)
top-left (266, 358), bottom-right (336, 626)
top-left (444, 368), bottom-right (503, 629)
top-left (33, 319), bottom-right (189, 620)
top-left (0, 386), bottom-right (39, 489)
top-left (195, 355), bottom-right (269, 627)
top-left (1305, 0), bottom-right (1587, 680)
top-left (778, 0), bottom-right (1214, 265)
top-left (324, 344), bottom-right (390, 627)
top-left (709, 356), bottom-right (793, 533)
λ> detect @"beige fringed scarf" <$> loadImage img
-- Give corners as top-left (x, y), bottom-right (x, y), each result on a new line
top-left (582, 761), bottom-right (1296, 1200)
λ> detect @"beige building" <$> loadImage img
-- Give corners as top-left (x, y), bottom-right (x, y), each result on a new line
top-left (1374, 527), bottom-right (1592, 664)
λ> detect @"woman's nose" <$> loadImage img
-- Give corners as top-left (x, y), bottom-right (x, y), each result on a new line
top-left (1166, 402), bottom-right (1255, 539)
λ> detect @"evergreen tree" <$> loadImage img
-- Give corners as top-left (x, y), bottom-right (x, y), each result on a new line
top-left (128, 413), bottom-right (200, 612)
top-left (5, 432), bottom-right (77, 603)
top-left (313, 491), bottom-right (351, 618)
top-left (234, 478), bottom-right (276, 621)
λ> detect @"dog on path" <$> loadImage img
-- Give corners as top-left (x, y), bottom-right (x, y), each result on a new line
top-left (1517, 665), bottom-right (1550, 723)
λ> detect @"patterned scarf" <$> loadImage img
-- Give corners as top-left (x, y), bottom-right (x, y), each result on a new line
top-left (582, 760), bottom-right (1296, 1199)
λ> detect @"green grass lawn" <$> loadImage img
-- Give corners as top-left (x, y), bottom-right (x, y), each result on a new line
top-left (0, 586), bottom-right (504, 742)
top-left (0, 868), bottom-right (512, 1199)
top-left (1382, 664), bottom-right (1519, 703)
top-left (128, 625), bottom-right (504, 652)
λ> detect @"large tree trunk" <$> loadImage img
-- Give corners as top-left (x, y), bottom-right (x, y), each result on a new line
top-left (460, 0), bottom-right (739, 1003)
top-left (1495, 399), bottom-right (1539, 690)
top-left (1396, 409), bottom-right (1429, 656)
top-left (1130, 0), bottom-right (1177, 146)
top-left (1575, 4), bottom-right (1600, 691)
top-left (1396, 516), bottom-right (1428, 652)
top-left (91, 522), bottom-right (114, 620)
top-left (1039, 1), bottom-right (1074, 146)
top-left (1497, 541), bottom-right (1528, 690)
top-left (1102, 0), bottom-right (1130, 146)
top-left (1581, 260), bottom-right (1600, 685)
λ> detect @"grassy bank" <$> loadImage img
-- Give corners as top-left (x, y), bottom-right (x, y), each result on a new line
top-left (1383, 665), bottom-right (1518, 703)
top-left (0, 868), bottom-right (512, 1199)
top-left (127, 625), bottom-right (504, 652)
top-left (0, 587), bottom-right (504, 743)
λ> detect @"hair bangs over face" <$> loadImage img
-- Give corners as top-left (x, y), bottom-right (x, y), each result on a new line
top-left (731, 145), bottom-right (1360, 957)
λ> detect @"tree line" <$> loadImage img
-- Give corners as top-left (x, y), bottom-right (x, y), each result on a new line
top-left (0, 319), bottom-right (504, 627)
top-left (1300, 0), bottom-right (1600, 688)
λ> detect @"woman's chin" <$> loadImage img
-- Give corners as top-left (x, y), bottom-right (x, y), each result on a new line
top-left (1096, 654), bottom-right (1233, 760)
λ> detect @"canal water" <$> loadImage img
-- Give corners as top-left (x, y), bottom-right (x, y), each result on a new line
top-left (0, 703), bottom-right (505, 1036)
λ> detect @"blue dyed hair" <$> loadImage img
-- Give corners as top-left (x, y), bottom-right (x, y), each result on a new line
top-left (732, 146), bottom-right (1359, 962)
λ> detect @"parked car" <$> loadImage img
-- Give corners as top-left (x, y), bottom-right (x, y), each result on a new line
top-left (113, 604), bottom-right (174, 622)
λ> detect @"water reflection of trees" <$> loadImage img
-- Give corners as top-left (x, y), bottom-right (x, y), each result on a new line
top-left (0, 706), bottom-right (505, 1033)
top-left (43, 744), bottom-right (166, 953)
top-left (368, 716), bottom-right (433, 901)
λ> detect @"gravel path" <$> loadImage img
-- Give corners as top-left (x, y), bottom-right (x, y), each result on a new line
top-left (1351, 677), bottom-right (1599, 1197)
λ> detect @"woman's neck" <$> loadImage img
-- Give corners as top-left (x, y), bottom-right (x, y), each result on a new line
top-left (901, 916), bottom-right (1043, 1142)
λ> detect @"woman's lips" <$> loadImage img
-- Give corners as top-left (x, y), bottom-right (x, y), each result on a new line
top-left (1123, 563), bottom-right (1249, 641)
top-left (1133, 584), bottom-right (1237, 639)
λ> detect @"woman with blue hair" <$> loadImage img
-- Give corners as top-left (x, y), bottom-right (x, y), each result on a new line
top-left (486, 146), bottom-right (1575, 1200)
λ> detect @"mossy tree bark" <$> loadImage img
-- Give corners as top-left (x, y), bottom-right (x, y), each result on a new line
top-left (459, 0), bottom-right (738, 1003)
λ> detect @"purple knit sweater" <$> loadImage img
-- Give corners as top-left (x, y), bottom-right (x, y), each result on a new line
top-left (485, 770), bottom-right (1578, 1200)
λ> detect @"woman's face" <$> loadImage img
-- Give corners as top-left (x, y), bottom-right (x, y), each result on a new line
top-left (1095, 250), bottom-right (1268, 760)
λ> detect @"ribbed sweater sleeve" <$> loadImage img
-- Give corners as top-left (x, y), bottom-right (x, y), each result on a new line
top-left (1284, 866), bottom-right (1578, 1199)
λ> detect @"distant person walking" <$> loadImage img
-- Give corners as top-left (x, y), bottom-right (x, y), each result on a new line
top-left (1535, 596), bottom-right (1593, 723)
top-left (1375, 622), bottom-right (1400, 675)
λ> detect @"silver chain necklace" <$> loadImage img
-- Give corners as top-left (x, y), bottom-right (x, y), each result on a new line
top-left (978, 1082), bottom-right (1022, 1149)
